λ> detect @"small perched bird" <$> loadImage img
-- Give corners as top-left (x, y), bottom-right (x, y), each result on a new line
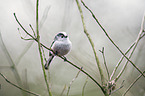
top-left (44, 32), bottom-right (72, 70)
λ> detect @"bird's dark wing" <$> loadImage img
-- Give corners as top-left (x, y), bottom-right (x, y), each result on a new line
top-left (49, 40), bottom-right (55, 56)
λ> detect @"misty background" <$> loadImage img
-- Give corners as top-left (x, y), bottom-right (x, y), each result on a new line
top-left (0, 0), bottom-right (145, 96)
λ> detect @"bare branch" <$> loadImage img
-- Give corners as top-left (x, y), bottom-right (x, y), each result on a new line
top-left (110, 80), bottom-right (124, 95)
top-left (67, 67), bottom-right (83, 96)
top-left (99, 47), bottom-right (110, 81)
top-left (35, 0), bottom-right (52, 95)
top-left (60, 85), bottom-right (67, 96)
top-left (110, 43), bottom-right (135, 80)
top-left (0, 73), bottom-right (40, 96)
top-left (82, 76), bottom-right (88, 96)
top-left (29, 24), bottom-right (36, 37)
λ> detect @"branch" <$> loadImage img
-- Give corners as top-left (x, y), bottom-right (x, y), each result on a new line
top-left (13, 13), bottom-right (105, 94)
top-left (81, 0), bottom-right (145, 78)
top-left (76, 0), bottom-right (105, 86)
top-left (122, 71), bottom-right (145, 96)
top-left (0, 73), bottom-right (39, 96)
top-left (110, 43), bottom-right (135, 80)
top-left (110, 80), bottom-right (124, 95)
top-left (35, 0), bottom-right (52, 96)
top-left (67, 67), bottom-right (82, 96)
top-left (82, 76), bottom-right (88, 96)
top-left (29, 24), bottom-right (36, 37)
top-left (60, 85), bottom-right (67, 96)
top-left (99, 47), bottom-right (110, 81)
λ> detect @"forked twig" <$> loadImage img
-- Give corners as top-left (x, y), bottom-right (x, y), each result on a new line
top-left (99, 47), bottom-right (110, 81)
top-left (110, 80), bottom-right (124, 95)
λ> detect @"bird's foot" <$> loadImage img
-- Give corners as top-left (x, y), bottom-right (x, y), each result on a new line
top-left (54, 51), bottom-right (58, 56)
top-left (63, 56), bottom-right (67, 62)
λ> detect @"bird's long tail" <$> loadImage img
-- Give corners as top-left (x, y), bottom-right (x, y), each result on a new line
top-left (44, 55), bottom-right (54, 70)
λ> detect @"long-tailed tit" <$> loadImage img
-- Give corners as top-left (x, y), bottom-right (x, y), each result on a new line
top-left (44, 32), bottom-right (72, 70)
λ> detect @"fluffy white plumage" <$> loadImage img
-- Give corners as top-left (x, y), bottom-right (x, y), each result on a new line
top-left (44, 32), bottom-right (72, 69)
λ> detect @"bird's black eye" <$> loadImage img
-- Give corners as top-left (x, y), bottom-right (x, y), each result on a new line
top-left (61, 35), bottom-right (64, 38)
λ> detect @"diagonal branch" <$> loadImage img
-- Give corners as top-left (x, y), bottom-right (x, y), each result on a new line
top-left (67, 67), bottom-right (82, 96)
top-left (110, 43), bottom-right (135, 80)
top-left (82, 76), bottom-right (88, 96)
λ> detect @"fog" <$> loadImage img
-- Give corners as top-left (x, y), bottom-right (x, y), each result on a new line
top-left (0, 0), bottom-right (145, 96)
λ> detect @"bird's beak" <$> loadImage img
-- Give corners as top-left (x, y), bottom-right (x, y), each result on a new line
top-left (65, 35), bottom-right (68, 38)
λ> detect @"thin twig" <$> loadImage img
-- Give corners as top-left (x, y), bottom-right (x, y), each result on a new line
top-left (35, 0), bottom-right (52, 95)
top-left (15, 6), bottom-right (50, 66)
top-left (110, 80), bottom-right (124, 95)
top-left (67, 67), bottom-right (83, 96)
top-left (81, 0), bottom-right (145, 78)
top-left (76, 0), bottom-right (105, 86)
top-left (82, 76), bottom-right (88, 96)
top-left (41, 46), bottom-right (47, 63)
top-left (41, 46), bottom-right (51, 83)
top-left (13, 13), bottom-right (105, 94)
top-left (115, 15), bottom-right (145, 82)
top-left (99, 47), bottom-right (110, 81)
top-left (110, 43), bottom-right (135, 80)
top-left (29, 24), bottom-right (36, 37)
top-left (0, 73), bottom-right (39, 96)
top-left (122, 71), bottom-right (145, 96)
top-left (60, 85), bottom-right (67, 96)
top-left (18, 28), bottom-right (28, 39)
top-left (14, 13), bottom-right (36, 40)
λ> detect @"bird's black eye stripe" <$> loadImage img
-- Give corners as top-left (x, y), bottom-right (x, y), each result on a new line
top-left (57, 33), bottom-right (64, 37)
top-left (57, 33), bottom-right (68, 38)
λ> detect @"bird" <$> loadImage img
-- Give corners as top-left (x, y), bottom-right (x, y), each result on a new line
top-left (44, 32), bottom-right (72, 70)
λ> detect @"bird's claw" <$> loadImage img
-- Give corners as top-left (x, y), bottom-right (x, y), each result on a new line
top-left (63, 56), bottom-right (67, 62)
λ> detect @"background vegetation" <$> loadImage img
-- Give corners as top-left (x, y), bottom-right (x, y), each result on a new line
top-left (0, 0), bottom-right (145, 96)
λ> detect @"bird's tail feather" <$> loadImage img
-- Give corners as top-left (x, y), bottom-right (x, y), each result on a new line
top-left (44, 55), bottom-right (54, 70)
